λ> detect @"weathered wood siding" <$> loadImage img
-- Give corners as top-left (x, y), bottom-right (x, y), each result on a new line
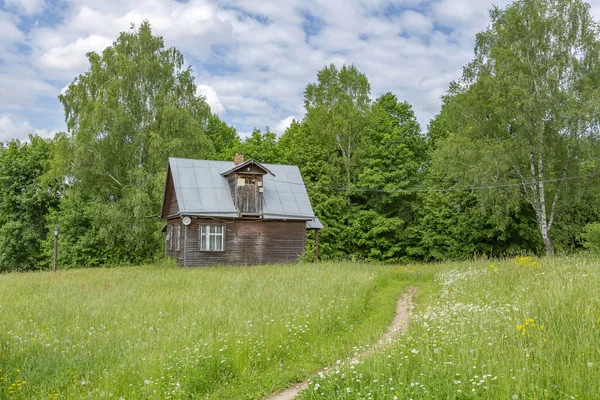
top-left (165, 218), bottom-right (307, 266)
top-left (236, 174), bottom-right (261, 215)
top-left (161, 170), bottom-right (179, 217)
top-left (226, 168), bottom-right (265, 215)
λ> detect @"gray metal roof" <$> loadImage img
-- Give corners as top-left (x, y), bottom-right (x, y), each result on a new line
top-left (167, 157), bottom-right (318, 222)
top-left (306, 217), bottom-right (324, 230)
top-left (220, 159), bottom-right (274, 177)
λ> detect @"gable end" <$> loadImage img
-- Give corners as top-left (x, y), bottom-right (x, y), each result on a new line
top-left (160, 166), bottom-right (179, 219)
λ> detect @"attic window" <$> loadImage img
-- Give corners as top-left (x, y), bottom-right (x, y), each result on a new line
top-left (200, 225), bottom-right (225, 251)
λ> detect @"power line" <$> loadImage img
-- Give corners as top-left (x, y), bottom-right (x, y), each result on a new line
top-left (268, 171), bottom-right (600, 194)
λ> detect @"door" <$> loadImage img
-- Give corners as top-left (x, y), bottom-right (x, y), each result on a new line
top-left (236, 175), bottom-right (261, 214)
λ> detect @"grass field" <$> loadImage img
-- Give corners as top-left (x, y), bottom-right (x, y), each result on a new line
top-left (2, 258), bottom-right (599, 399)
top-left (0, 262), bottom-right (431, 399)
top-left (300, 256), bottom-right (600, 399)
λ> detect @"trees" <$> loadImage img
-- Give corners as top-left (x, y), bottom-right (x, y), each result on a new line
top-left (206, 114), bottom-right (241, 161)
top-left (280, 66), bottom-right (429, 262)
top-left (0, 137), bottom-right (60, 271)
top-left (240, 128), bottom-right (280, 163)
top-left (435, 0), bottom-right (600, 255)
top-left (54, 21), bottom-right (214, 265)
top-left (350, 93), bottom-right (427, 262)
top-left (278, 65), bottom-right (376, 260)
top-left (304, 64), bottom-right (371, 186)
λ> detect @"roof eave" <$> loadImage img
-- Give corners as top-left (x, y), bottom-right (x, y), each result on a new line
top-left (220, 159), bottom-right (275, 177)
top-left (159, 162), bottom-right (173, 220)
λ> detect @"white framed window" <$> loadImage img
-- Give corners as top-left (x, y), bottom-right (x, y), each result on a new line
top-left (175, 224), bottom-right (181, 251)
top-left (167, 225), bottom-right (173, 251)
top-left (200, 225), bottom-right (225, 251)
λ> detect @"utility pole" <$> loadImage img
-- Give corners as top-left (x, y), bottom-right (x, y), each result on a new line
top-left (53, 226), bottom-right (59, 273)
top-left (183, 224), bottom-right (188, 268)
top-left (314, 229), bottom-right (319, 260)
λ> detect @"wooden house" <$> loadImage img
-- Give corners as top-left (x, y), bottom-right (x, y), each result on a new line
top-left (160, 154), bottom-right (323, 266)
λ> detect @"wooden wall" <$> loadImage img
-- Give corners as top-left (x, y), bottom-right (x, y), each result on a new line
top-left (161, 170), bottom-right (179, 218)
top-left (165, 218), bottom-right (307, 266)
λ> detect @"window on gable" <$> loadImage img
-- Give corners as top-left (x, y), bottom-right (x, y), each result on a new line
top-left (200, 225), bottom-right (225, 251)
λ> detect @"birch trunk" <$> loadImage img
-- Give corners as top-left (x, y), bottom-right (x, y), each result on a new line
top-left (528, 144), bottom-right (555, 256)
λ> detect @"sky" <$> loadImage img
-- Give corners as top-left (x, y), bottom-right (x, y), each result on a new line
top-left (1, 0), bottom-right (600, 143)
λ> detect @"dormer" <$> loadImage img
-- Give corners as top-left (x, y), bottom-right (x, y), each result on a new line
top-left (221, 153), bottom-right (275, 217)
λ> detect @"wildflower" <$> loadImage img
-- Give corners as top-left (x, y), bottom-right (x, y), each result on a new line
top-left (588, 362), bottom-right (593, 368)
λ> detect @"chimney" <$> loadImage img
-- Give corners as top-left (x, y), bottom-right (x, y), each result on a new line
top-left (234, 153), bottom-right (244, 165)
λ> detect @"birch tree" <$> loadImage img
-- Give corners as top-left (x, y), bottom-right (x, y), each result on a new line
top-left (439, 0), bottom-right (600, 255)
top-left (53, 21), bottom-right (214, 265)
top-left (303, 64), bottom-right (371, 186)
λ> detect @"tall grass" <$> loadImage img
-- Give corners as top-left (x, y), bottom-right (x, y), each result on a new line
top-left (0, 262), bottom-right (425, 399)
top-left (300, 256), bottom-right (600, 399)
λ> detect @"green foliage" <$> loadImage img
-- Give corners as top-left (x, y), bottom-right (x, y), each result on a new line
top-left (351, 211), bottom-right (405, 262)
top-left (0, 136), bottom-right (60, 271)
top-left (581, 222), bottom-right (600, 253)
top-left (433, 0), bottom-right (600, 255)
top-left (304, 64), bottom-right (371, 186)
top-left (240, 128), bottom-right (281, 163)
top-left (206, 114), bottom-right (242, 161)
top-left (53, 21), bottom-right (214, 266)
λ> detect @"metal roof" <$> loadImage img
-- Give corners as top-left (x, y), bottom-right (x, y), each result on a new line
top-left (167, 157), bottom-right (318, 222)
top-left (220, 159), bottom-right (274, 177)
top-left (306, 217), bottom-right (324, 230)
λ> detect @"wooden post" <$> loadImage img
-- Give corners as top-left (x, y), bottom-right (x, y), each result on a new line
top-left (53, 232), bottom-right (58, 273)
top-left (314, 229), bottom-right (319, 260)
top-left (183, 224), bottom-right (188, 268)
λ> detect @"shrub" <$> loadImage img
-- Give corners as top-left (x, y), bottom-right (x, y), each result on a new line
top-left (581, 222), bottom-right (600, 253)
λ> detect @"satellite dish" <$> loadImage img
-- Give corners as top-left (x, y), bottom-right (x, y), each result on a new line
top-left (182, 216), bottom-right (192, 226)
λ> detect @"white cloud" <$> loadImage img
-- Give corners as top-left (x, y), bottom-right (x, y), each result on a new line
top-left (274, 116), bottom-right (297, 135)
top-left (36, 35), bottom-right (113, 74)
top-left (3, 0), bottom-right (45, 16)
top-left (196, 84), bottom-right (226, 115)
top-left (399, 10), bottom-right (433, 35)
top-left (0, 11), bottom-right (24, 44)
top-left (31, 2), bottom-right (234, 63)
top-left (0, 114), bottom-right (49, 143)
top-left (3, 0), bottom-right (600, 144)
top-left (0, 64), bottom-right (58, 109)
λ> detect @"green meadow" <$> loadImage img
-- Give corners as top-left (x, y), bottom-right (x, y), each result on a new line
top-left (0, 263), bottom-right (427, 399)
top-left (300, 257), bottom-right (600, 399)
top-left (2, 257), bottom-right (599, 399)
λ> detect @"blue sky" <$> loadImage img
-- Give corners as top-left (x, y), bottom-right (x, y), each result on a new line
top-left (2, 0), bottom-right (600, 143)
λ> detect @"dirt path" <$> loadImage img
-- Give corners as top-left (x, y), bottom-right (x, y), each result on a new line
top-left (265, 286), bottom-right (418, 400)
